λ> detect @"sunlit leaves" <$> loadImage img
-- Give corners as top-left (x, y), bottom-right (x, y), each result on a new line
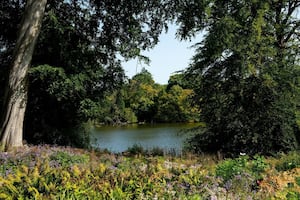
top-left (155, 85), bottom-right (200, 122)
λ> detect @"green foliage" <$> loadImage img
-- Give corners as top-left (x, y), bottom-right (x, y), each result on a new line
top-left (216, 156), bottom-right (248, 182)
top-left (178, 0), bottom-right (300, 155)
top-left (117, 69), bottom-right (200, 124)
top-left (275, 152), bottom-right (300, 172)
top-left (50, 151), bottom-right (89, 168)
top-left (124, 69), bottom-right (159, 122)
top-left (251, 155), bottom-right (268, 176)
top-left (286, 191), bottom-right (300, 200)
top-left (0, 0), bottom-right (174, 147)
top-left (123, 108), bottom-right (138, 124)
top-left (295, 177), bottom-right (300, 187)
top-left (167, 73), bottom-right (190, 90)
top-left (88, 68), bottom-right (197, 124)
top-left (126, 144), bottom-right (145, 156)
top-left (149, 147), bottom-right (164, 156)
top-left (97, 90), bottom-right (139, 125)
top-left (216, 155), bottom-right (267, 182)
top-left (125, 145), bottom-right (165, 157)
top-left (131, 68), bottom-right (155, 85)
top-left (155, 85), bottom-right (200, 122)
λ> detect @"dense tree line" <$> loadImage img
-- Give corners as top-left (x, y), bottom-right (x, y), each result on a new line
top-left (96, 68), bottom-right (200, 125)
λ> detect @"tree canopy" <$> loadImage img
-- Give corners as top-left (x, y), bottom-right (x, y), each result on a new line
top-left (0, 0), bottom-right (175, 148)
top-left (176, 0), bottom-right (300, 155)
top-left (96, 68), bottom-right (199, 125)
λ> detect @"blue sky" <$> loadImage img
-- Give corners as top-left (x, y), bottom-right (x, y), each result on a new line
top-left (122, 25), bottom-right (203, 84)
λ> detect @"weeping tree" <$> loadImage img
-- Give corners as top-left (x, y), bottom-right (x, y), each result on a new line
top-left (0, 0), bottom-right (47, 150)
top-left (0, 0), bottom-right (175, 150)
top-left (176, 0), bottom-right (300, 155)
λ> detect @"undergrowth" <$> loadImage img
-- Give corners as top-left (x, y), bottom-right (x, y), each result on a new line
top-left (0, 146), bottom-right (299, 199)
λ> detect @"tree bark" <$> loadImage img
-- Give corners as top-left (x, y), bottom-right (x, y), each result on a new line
top-left (0, 0), bottom-right (47, 151)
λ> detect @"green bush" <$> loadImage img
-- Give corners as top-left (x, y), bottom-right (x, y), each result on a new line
top-left (275, 151), bottom-right (300, 171)
top-left (250, 155), bottom-right (268, 179)
top-left (216, 155), bottom-right (267, 182)
top-left (216, 156), bottom-right (248, 182)
top-left (286, 191), bottom-right (300, 200)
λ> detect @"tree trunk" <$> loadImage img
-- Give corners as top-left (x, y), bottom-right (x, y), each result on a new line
top-left (0, 0), bottom-right (47, 151)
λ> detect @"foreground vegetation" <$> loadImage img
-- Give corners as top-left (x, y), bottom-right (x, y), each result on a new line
top-left (1, 145), bottom-right (300, 199)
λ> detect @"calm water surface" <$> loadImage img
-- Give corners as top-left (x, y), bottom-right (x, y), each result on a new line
top-left (90, 123), bottom-right (199, 153)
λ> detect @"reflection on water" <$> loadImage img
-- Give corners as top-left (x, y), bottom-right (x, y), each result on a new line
top-left (90, 123), bottom-right (199, 153)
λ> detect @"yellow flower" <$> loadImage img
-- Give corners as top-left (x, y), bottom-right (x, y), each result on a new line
top-left (98, 163), bottom-right (106, 175)
top-left (72, 165), bottom-right (81, 177)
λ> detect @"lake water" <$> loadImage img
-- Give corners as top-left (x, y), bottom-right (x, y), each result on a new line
top-left (90, 123), bottom-right (199, 154)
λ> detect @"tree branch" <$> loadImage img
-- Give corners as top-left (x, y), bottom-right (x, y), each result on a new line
top-left (284, 20), bottom-right (300, 44)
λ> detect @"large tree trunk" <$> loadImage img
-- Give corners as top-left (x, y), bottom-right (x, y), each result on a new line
top-left (0, 0), bottom-right (47, 151)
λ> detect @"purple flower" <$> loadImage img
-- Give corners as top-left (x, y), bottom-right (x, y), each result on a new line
top-left (28, 161), bottom-right (36, 169)
top-left (49, 160), bottom-right (61, 168)
top-left (235, 174), bottom-right (242, 180)
top-left (211, 195), bottom-right (217, 200)
top-left (5, 168), bottom-right (13, 176)
top-left (224, 180), bottom-right (232, 191)
top-left (109, 165), bottom-right (118, 171)
top-left (0, 152), bottom-right (9, 163)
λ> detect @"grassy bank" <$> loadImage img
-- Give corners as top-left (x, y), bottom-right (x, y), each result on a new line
top-left (0, 145), bottom-right (300, 199)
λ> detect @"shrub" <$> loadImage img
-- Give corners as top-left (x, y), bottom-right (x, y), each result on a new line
top-left (286, 191), bottom-right (300, 200)
top-left (275, 151), bottom-right (300, 171)
top-left (216, 155), bottom-right (267, 182)
top-left (216, 156), bottom-right (248, 182)
top-left (251, 155), bottom-right (268, 179)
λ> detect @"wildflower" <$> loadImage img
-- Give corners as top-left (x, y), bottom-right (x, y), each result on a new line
top-left (49, 160), bottom-right (60, 168)
top-left (211, 195), bottom-right (217, 200)
top-left (72, 165), bottom-right (81, 177)
top-left (28, 161), bottom-right (36, 169)
top-left (5, 168), bottom-right (13, 176)
top-left (224, 180), bottom-right (232, 191)
top-left (109, 165), bottom-right (118, 171)
top-left (233, 175), bottom-right (242, 183)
